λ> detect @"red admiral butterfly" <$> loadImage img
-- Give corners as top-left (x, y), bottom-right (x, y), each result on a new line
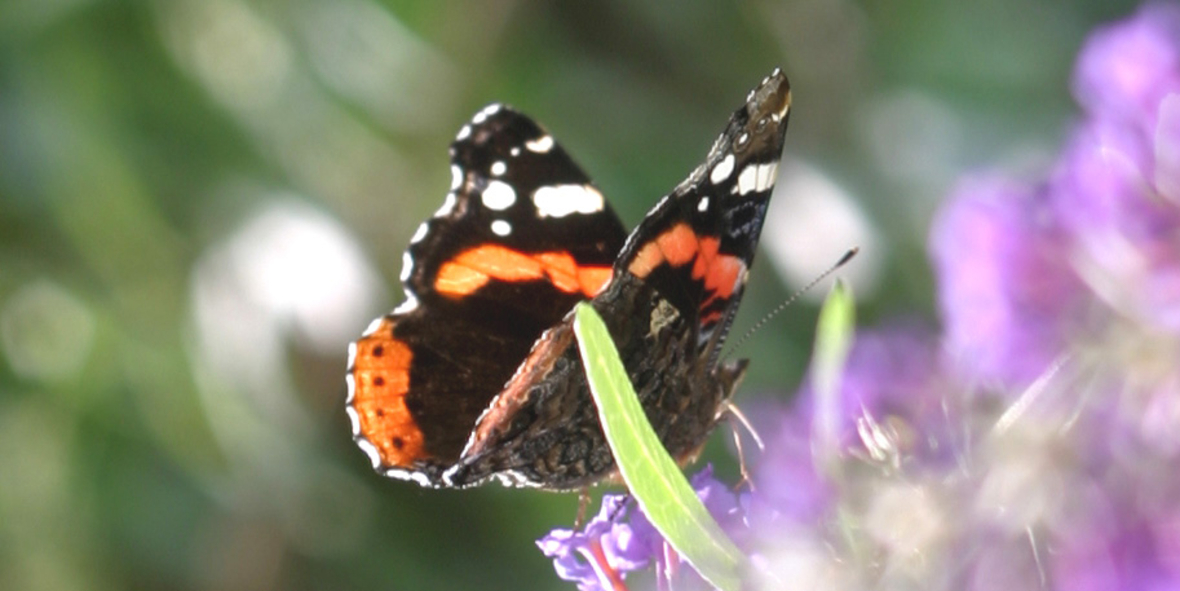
top-left (347, 69), bottom-right (791, 490)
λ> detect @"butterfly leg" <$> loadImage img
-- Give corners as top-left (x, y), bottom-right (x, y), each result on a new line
top-left (719, 400), bottom-right (765, 491)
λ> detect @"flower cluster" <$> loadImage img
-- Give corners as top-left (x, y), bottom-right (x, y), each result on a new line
top-left (539, 4), bottom-right (1180, 589)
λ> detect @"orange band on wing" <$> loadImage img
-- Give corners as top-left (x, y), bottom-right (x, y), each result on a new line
top-left (434, 245), bottom-right (612, 298)
top-left (628, 222), bottom-right (702, 278)
top-left (658, 223), bottom-right (699, 266)
top-left (628, 241), bottom-right (664, 279)
top-left (701, 252), bottom-right (743, 299)
top-left (350, 318), bottom-right (426, 468)
top-left (533, 251), bottom-right (581, 293)
top-left (627, 223), bottom-right (747, 316)
top-left (577, 267), bottom-right (613, 295)
top-left (692, 236), bottom-right (721, 280)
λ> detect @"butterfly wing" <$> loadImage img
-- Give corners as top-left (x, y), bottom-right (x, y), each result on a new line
top-left (618, 69), bottom-right (793, 362)
top-left (347, 104), bottom-right (627, 486)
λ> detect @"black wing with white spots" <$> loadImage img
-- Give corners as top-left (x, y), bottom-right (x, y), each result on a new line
top-left (403, 104), bottom-right (627, 306)
top-left (347, 104), bottom-right (627, 486)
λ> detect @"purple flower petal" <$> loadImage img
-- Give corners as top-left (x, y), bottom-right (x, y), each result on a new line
top-left (930, 175), bottom-right (1083, 387)
top-left (1073, 3), bottom-right (1180, 130)
top-left (1153, 93), bottom-right (1180, 200)
top-left (536, 529), bottom-right (601, 589)
top-left (600, 522), bottom-right (650, 571)
top-left (748, 409), bottom-right (828, 528)
top-left (537, 466), bottom-right (753, 589)
top-left (535, 494), bottom-right (643, 590)
top-left (1052, 116), bottom-right (1180, 331)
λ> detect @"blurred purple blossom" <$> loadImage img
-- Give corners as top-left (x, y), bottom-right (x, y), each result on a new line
top-left (935, 1), bottom-right (1180, 388)
top-left (1074, 2), bottom-right (1180, 131)
top-left (1057, 3), bottom-right (1180, 332)
top-left (750, 326), bottom-right (946, 523)
top-left (541, 4), bottom-right (1180, 590)
top-left (930, 176), bottom-right (1083, 387)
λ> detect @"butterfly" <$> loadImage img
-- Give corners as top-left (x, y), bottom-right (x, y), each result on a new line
top-left (347, 69), bottom-right (791, 490)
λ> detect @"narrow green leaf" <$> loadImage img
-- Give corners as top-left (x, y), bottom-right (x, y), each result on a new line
top-left (573, 303), bottom-right (745, 591)
top-left (811, 279), bottom-right (857, 459)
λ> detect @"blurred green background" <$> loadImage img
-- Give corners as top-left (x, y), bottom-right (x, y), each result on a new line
top-left (0, 1), bottom-right (1140, 589)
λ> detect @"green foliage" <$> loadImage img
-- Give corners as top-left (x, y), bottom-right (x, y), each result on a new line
top-left (811, 280), bottom-right (857, 463)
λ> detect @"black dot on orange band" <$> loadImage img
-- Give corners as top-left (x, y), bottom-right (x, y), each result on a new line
top-left (372, 345), bottom-right (384, 357)
top-left (374, 376), bottom-right (385, 386)
top-left (376, 409), bottom-right (385, 417)
top-left (392, 437), bottom-right (405, 450)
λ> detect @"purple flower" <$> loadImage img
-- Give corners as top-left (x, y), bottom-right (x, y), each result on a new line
top-left (537, 466), bottom-right (743, 590)
top-left (1026, 445), bottom-right (1180, 591)
top-left (537, 494), bottom-right (642, 590)
top-left (932, 3), bottom-right (1180, 392)
top-left (1057, 3), bottom-right (1180, 332)
top-left (744, 409), bottom-right (827, 529)
top-left (1073, 2), bottom-right (1180, 131)
top-left (930, 175), bottom-right (1084, 388)
top-left (810, 324), bottom-right (950, 455)
top-left (1051, 111), bottom-right (1180, 332)
top-left (923, 6), bottom-right (1180, 590)
top-left (750, 325), bottom-right (945, 523)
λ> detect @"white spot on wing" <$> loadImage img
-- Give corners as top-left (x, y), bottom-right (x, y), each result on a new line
top-left (450, 165), bottom-right (463, 191)
top-left (384, 467), bottom-right (433, 488)
top-left (410, 222), bottom-right (429, 244)
top-left (471, 104), bottom-right (502, 126)
top-left (362, 317), bottom-right (384, 336)
top-left (346, 341), bottom-right (358, 370)
top-left (456, 125), bottom-right (471, 141)
top-left (532, 184), bottom-right (605, 218)
top-left (710, 154), bottom-right (735, 184)
top-left (393, 293), bottom-right (419, 314)
top-left (490, 220), bottom-right (512, 236)
top-left (510, 147), bottom-right (521, 157)
top-left (490, 161), bottom-right (507, 176)
top-left (481, 180), bottom-right (517, 210)
top-left (345, 401), bottom-right (360, 434)
top-left (698, 196), bottom-right (710, 212)
top-left (493, 471), bottom-right (539, 488)
top-left (526, 135), bottom-right (554, 153)
top-left (758, 162), bottom-right (779, 191)
top-left (435, 193), bottom-right (458, 217)
top-left (399, 251), bottom-right (413, 282)
top-left (356, 437), bottom-right (382, 468)
top-left (735, 162), bottom-right (778, 195)
top-left (737, 164), bottom-right (759, 195)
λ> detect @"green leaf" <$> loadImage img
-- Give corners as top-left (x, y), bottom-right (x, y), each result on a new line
top-left (572, 303), bottom-right (745, 591)
top-left (811, 279), bottom-right (857, 458)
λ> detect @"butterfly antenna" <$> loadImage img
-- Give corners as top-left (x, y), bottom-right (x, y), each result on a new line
top-left (723, 247), bottom-right (859, 359)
